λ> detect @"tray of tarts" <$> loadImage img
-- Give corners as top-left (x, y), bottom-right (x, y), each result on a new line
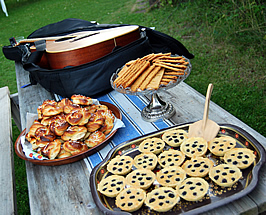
top-left (90, 122), bottom-right (265, 215)
top-left (15, 94), bottom-right (122, 166)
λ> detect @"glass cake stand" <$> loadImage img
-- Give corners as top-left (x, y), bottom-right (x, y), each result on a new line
top-left (110, 55), bottom-right (192, 122)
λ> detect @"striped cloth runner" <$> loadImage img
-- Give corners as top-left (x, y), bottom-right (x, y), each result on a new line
top-left (83, 90), bottom-right (175, 173)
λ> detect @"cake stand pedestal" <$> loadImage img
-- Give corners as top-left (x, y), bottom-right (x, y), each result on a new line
top-left (141, 92), bottom-right (175, 122)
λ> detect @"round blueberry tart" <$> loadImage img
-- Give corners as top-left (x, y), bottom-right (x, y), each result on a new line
top-left (116, 187), bottom-right (146, 212)
top-left (161, 129), bottom-right (188, 147)
top-left (97, 175), bottom-right (125, 197)
top-left (156, 166), bottom-right (187, 187)
top-left (158, 149), bottom-right (186, 168)
top-left (145, 187), bottom-right (180, 212)
top-left (107, 155), bottom-right (133, 175)
top-left (209, 164), bottom-right (242, 187)
top-left (139, 137), bottom-right (165, 154)
top-left (208, 136), bottom-right (236, 156)
top-left (224, 148), bottom-right (256, 169)
top-left (126, 169), bottom-right (156, 190)
top-left (182, 157), bottom-right (214, 177)
top-left (176, 177), bottom-right (209, 201)
top-left (133, 152), bottom-right (158, 170)
top-left (180, 137), bottom-right (208, 157)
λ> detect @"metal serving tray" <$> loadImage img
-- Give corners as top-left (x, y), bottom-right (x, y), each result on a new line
top-left (90, 123), bottom-right (265, 215)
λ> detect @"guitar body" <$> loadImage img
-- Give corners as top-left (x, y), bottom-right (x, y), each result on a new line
top-left (40, 26), bottom-right (141, 69)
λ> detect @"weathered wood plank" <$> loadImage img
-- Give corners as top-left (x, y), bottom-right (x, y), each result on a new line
top-left (25, 162), bottom-right (101, 214)
top-left (0, 86), bottom-right (17, 215)
top-left (10, 93), bottom-right (22, 132)
top-left (15, 63), bottom-right (103, 215)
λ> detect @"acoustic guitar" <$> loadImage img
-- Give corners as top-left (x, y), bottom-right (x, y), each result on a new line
top-left (16, 25), bottom-right (140, 69)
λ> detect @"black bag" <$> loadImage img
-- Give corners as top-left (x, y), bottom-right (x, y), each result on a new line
top-left (3, 18), bottom-right (194, 98)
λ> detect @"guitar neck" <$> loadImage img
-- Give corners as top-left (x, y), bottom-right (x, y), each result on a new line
top-left (14, 31), bottom-right (95, 46)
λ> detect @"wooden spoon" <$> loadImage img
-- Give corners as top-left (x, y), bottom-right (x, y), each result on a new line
top-left (188, 83), bottom-right (220, 141)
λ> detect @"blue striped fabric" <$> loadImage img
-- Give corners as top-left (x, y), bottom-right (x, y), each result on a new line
top-left (83, 90), bottom-right (174, 172)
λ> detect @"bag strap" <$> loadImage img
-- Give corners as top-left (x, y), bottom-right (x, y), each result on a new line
top-left (2, 44), bottom-right (31, 62)
top-left (27, 18), bottom-right (98, 39)
top-left (144, 27), bottom-right (194, 59)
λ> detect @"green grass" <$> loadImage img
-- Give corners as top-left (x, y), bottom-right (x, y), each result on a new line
top-left (1, 0), bottom-right (265, 213)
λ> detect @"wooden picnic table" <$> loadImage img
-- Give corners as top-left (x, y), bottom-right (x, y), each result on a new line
top-left (15, 62), bottom-right (265, 215)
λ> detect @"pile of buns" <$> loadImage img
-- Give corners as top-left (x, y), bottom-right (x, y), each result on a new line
top-left (25, 94), bottom-right (115, 160)
top-left (113, 53), bottom-right (189, 91)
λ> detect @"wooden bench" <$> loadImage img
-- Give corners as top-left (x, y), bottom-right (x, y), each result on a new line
top-left (0, 86), bottom-right (17, 214)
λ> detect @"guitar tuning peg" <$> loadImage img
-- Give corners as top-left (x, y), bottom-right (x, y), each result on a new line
top-left (9, 37), bottom-right (17, 46)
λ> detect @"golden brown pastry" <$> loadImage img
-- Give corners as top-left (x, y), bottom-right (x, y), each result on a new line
top-left (224, 148), bottom-right (256, 169)
top-left (176, 177), bottom-right (209, 201)
top-left (25, 120), bottom-right (45, 149)
top-left (209, 164), bottom-right (242, 187)
top-left (41, 139), bottom-right (62, 159)
top-left (40, 116), bottom-right (51, 126)
top-left (35, 126), bottom-right (56, 142)
top-left (161, 129), bottom-right (188, 147)
top-left (116, 187), bottom-right (146, 212)
top-left (84, 104), bottom-right (97, 114)
top-left (37, 99), bottom-right (58, 119)
top-left (107, 155), bottom-right (133, 175)
top-left (49, 118), bottom-right (69, 136)
top-left (133, 152), bottom-right (158, 170)
top-left (86, 111), bottom-right (105, 132)
top-left (208, 136), bottom-right (236, 156)
top-left (99, 109), bottom-right (115, 135)
top-left (35, 132), bottom-right (56, 148)
top-left (97, 175), bottom-right (126, 197)
top-left (81, 131), bottom-right (91, 141)
top-left (180, 137), bottom-right (208, 157)
top-left (182, 157), bottom-right (214, 177)
top-left (25, 120), bottom-right (44, 141)
top-left (65, 107), bottom-right (91, 126)
top-left (61, 125), bottom-right (87, 141)
top-left (84, 130), bottom-right (106, 148)
top-left (57, 98), bottom-right (73, 109)
top-left (125, 169), bottom-right (156, 190)
top-left (156, 166), bottom-right (187, 187)
top-left (40, 113), bottom-right (66, 126)
top-left (158, 149), bottom-right (186, 168)
top-left (57, 147), bottom-right (72, 159)
top-left (71, 94), bottom-right (93, 106)
top-left (138, 137), bottom-right (165, 154)
top-left (63, 103), bottom-right (81, 114)
top-left (145, 187), bottom-right (180, 212)
top-left (25, 94), bottom-right (115, 160)
top-left (35, 138), bottom-right (50, 148)
top-left (63, 140), bottom-right (88, 155)
top-left (95, 104), bottom-right (109, 111)
top-left (41, 102), bottom-right (63, 117)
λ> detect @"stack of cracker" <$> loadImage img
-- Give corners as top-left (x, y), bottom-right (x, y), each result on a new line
top-left (113, 53), bottom-right (189, 92)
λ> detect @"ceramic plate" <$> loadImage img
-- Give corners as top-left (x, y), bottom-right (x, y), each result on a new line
top-left (15, 101), bottom-right (122, 166)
